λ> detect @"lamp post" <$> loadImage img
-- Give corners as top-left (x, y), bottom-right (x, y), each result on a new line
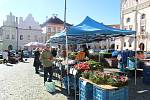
top-left (16, 17), bottom-right (19, 51)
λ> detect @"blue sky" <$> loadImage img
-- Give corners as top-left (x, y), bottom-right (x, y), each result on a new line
top-left (0, 0), bottom-right (120, 26)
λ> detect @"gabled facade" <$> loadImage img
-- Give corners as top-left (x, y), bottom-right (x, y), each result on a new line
top-left (1, 12), bottom-right (44, 50)
top-left (41, 15), bottom-right (72, 41)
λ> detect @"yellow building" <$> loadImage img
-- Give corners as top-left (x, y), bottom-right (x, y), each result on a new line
top-left (41, 15), bottom-right (72, 42)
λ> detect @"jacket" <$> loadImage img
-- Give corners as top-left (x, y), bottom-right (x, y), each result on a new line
top-left (41, 49), bottom-right (53, 67)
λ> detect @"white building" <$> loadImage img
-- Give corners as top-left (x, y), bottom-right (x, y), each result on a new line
top-left (1, 13), bottom-right (45, 50)
top-left (118, 0), bottom-right (150, 51)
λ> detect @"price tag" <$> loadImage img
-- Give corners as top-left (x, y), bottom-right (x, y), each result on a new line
top-left (73, 69), bottom-right (77, 75)
top-left (82, 80), bottom-right (87, 86)
top-left (69, 68), bottom-right (73, 74)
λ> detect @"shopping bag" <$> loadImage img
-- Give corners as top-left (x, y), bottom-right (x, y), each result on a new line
top-left (45, 81), bottom-right (56, 93)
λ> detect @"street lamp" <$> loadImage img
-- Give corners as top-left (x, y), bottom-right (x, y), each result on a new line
top-left (16, 17), bottom-right (19, 51)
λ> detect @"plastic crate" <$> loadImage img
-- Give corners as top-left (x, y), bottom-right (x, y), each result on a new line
top-left (93, 85), bottom-right (128, 100)
top-left (79, 78), bottom-right (93, 100)
top-left (62, 75), bottom-right (75, 89)
top-left (143, 67), bottom-right (150, 84)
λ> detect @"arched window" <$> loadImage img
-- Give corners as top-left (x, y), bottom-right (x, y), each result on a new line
top-left (29, 26), bottom-right (31, 30)
top-left (126, 17), bottom-right (130, 23)
top-left (20, 35), bottom-right (23, 40)
top-left (141, 14), bottom-right (146, 19)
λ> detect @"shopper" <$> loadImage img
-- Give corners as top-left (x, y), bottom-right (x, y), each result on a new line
top-left (3, 50), bottom-right (8, 65)
top-left (33, 48), bottom-right (41, 74)
top-left (41, 44), bottom-right (53, 84)
top-left (20, 50), bottom-right (24, 62)
top-left (82, 44), bottom-right (89, 58)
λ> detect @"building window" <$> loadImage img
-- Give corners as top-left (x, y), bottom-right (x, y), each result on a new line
top-left (124, 42), bottom-right (126, 47)
top-left (12, 34), bottom-right (15, 39)
top-left (140, 26), bottom-right (145, 33)
top-left (20, 35), bottom-right (23, 40)
top-left (41, 37), bottom-right (43, 42)
top-left (48, 28), bottom-right (51, 32)
top-left (129, 28), bottom-right (132, 30)
top-left (29, 26), bottom-right (31, 30)
top-left (126, 17), bottom-right (130, 23)
top-left (141, 14), bottom-right (146, 19)
top-left (35, 35), bottom-right (37, 41)
top-left (28, 35), bottom-right (30, 40)
top-left (129, 43), bottom-right (132, 47)
top-left (117, 45), bottom-right (119, 49)
top-left (57, 27), bottom-right (61, 32)
top-left (6, 34), bottom-right (10, 39)
top-left (53, 27), bottom-right (56, 33)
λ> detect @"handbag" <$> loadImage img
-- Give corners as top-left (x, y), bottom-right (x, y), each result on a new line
top-left (45, 81), bottom-right (56, 93)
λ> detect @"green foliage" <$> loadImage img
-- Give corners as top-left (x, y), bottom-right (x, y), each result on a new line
top-left (87, 60), bottom-right (104, 71)
top-left (68, 52), bottom-right (77, 59)
top-left (84, 71), bottom-right (128, 87)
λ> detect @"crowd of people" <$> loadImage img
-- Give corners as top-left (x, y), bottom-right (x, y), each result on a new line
top-left (32, 44), bottom-right (90, 85)
top-left (33, 44), bottom-right (59, 84)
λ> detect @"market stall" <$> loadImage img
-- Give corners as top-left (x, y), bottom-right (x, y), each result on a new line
top-left (48, 16), bottom-right (135, 99)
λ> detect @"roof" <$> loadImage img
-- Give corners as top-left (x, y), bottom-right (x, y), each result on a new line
top-left (41, 16), bottom-right (72, 27)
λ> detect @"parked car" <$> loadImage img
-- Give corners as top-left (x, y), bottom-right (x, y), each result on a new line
top-left (8, 50), bottom-right (18, 64)
top-left (0, 52), bottom-right (3, 59)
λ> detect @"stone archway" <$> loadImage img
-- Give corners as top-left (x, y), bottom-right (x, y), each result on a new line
top-left (139, 43), bottom-right (145, 51)
top-left (110, 44), bottom-right (115, 49)
top-left (8, 45), bottom-right (13, 50)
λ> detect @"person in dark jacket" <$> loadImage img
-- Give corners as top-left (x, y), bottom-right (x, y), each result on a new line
top-left (82, 44), bottom-right (89, 58)
top-left (20, 50), bottom-right (24, 62)
top-left (33, 48), bottom-right (41, 74)
top-left (51, 48), bottom-right (57, 57)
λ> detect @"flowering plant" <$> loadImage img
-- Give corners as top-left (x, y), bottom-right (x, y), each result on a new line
top-left (82, 71), bottom-right (128, 87)
top-left (74, 62), bottom-right (90, 72)
top-left (107, 72), bottom-right (128, 87)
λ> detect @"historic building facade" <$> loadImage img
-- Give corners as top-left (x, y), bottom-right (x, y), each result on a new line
top-left (41, 15), bottom-right (65, 42)
top-left (0, 13), bottom-right (44, 50)
top-left (41, 15), bottom-right (72, 42)
top-left (117, 0), bottom-right (150, 51)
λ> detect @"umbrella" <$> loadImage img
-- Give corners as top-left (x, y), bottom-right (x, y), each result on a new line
top-left (24, 42), bottom-right (46, 48)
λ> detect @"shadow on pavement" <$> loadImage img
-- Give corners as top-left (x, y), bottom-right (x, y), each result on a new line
top-left (39, 73), bottom-right (44, 77)
top-left (6, 64), bottom-right (13, 66)
top-left (23, 61), bottom-right (30, 63)
top-left (54, 84), bottom-right (78, 100)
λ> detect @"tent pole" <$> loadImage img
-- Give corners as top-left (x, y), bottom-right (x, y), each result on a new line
top-left (64, 0), bottom-right (70, 95)
top-left (134, 0), bottom-right (139, 85)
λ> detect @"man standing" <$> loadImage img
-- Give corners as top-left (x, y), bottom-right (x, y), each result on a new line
top-left (33, 48), bottom-right (40, 74)
top-left (41, 44), bottom-right (53, 84)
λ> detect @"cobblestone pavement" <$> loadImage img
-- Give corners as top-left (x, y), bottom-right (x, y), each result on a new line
top-left (0, 58), bottom-right (69, 100)
top-left (0, 58), bottom-right (150, 100)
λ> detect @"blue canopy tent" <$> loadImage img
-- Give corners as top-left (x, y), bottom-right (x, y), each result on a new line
top-left (48, 16), bottom-right (135, 44)
top-left (48, 17), bottom-right (136, 93)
